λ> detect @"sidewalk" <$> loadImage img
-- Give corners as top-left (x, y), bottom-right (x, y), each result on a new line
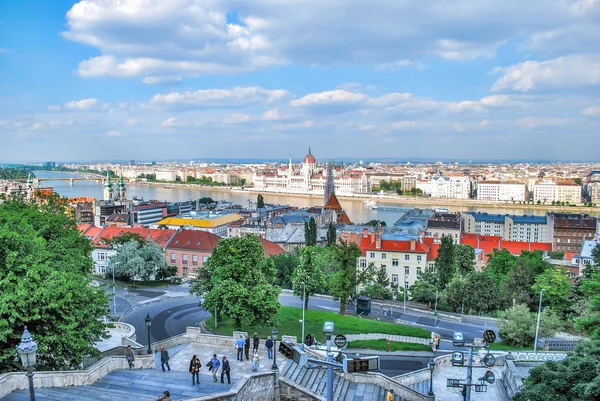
top-left (345, 333), bottom-right (431, 345)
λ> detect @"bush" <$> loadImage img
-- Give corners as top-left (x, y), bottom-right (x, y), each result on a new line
top-left (498, 304), bottom-right (563, 347)
top-left (360, 283), bottom-right (393, 300)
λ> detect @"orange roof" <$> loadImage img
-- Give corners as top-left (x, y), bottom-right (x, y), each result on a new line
top-left (259, 237), bottom-right (286, 257)
top-left (77, 224), bottom-right (103, 239)
top-left (324, 193), bottom-right (343, 210)
top-left (461, 234), bottom-right (552, 261)
top-left (166, 229), bottom-right (221, 252)
top-left (365, 238), bottom-right (429, 253)
top-left (93, 226), bottom-right (176, 248)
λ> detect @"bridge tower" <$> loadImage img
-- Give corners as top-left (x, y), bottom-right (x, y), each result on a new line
top-left (116, 172), bottom-right (127, 200)
top-left (103, 171), bottom-right (114, 200)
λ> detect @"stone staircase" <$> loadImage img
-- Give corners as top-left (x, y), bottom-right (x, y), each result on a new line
top-left (2, 369), bottom-right (235, 401)
top-left (281, 358), bottom-right (410, 401)
top-left (407, 379), bottom-right (432, 395)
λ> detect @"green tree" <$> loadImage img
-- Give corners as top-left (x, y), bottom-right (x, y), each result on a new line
top-left (454, 244), bottom-right (475, 276)
top-left (360, 283), bottom-right (393, 300)
top-left (464, 271), bottom-right (499, 314)
top-left (485, 248), bottom-right (517, 286)
top-left (550, 251), bottom-right (565, 260)
top-left (190, 236), bottom-right (280, 328)
top-left (576, 266), bottom-right (600, 339)
top-left (364, 220), bottom-right (386, 227)
top-left (304, 217), bottom-right (318, 246)
top-left (329, 241), bottom-right (363, 315)
top-left (326, 222), bottom-right (337, 246)
top-left (592, 243), bottom-right (600, 266)
top-left (497, 304), bottom-right (562, 347)
top-left (0, 198), bottom-right (109, 373)
top-left (532, 267), bottom-right (572, 311)
top-left (271, 252), bottom-right (300, 289)
top-left (408, 268), bottom-right (438, 305)
top-left (443, 276), bottom-right (468, 312)
top-left (501, 258), bottom-right (537, 309)
top-left (198, 197), bottom-right (214, 204)
top-left (513, 340), bottom-right (600, 401)
top-left (435, 235), bottom-right (455, 290)
top-left (292, 246), bottom-right (326, 309)
top-left (109, 240), bottom-right (170, 281)
top-left (257, 193), bottom-right (265, 209)
top-left (106, 232), bottom-right (146, 246)
top-left (374, 266), bottom-right (390, 287)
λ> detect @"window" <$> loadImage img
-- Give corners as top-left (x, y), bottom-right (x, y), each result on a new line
top-left (404, 254), bottom-right (410, 261)
top-left (192, 255), bottom-right (198, 266)
top-left (370, 252), bottom-right (375, 258)
top-left (382, 253), bottom-right (387, 260)
top-left (182, 254), bottom-right (188, 265)
top-left (404, 266), bottom-right (410, 276)
top-left (381, 264), bottom-right (387, 270)
top-left (391, 274), bottom-right (399, 284)
top-left (170, 253), bottom-right (176, 263)
top-left (183, 267), bottom-right (188, 275)
top-left (392, 258), bottom-right (399, 266)
top-left (202, 256), bottom-right (208, 264)
top-left (359, 259), bottom-right (367, 268)
top-left (417, 255), bottom-right (422, 262)
top-left (417, 267), bottom-right (422, 276)
top-left (98, 252), bottom-right (107, 261)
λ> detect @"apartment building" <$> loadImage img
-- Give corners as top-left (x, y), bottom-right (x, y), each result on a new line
top-left (476, 182), bottom-right (526, 202)
top-left (462, 212), bottom-right (551, 242)
top-left (588, 182), bottom-right (600, 204)
top-left (548, 213), bottom-right (597, 253)
top-left (533, 181), bottom-right (582, 204)
top-left (416, 172), bottom-right (470, 199)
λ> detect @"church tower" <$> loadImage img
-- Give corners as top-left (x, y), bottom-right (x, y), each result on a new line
top-left (103, 171), bottom-right (114, 200)
top-left (26, 172), bottom-right (34, 199)
top-left (117, 172), bottom-right (127, 201)
top-left (324, 160), bottom-right (335, 206)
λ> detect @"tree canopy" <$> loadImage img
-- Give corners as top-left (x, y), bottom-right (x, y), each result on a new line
top-left (190, 235), bottom-right (280, 328)
top-left (271, 251), bottom-right (299, 290)
top-left (454, 244), bottom-right (475, 276)
top-left (256, 193), bottom-right (265, 209)
top-left (108, 240), bottom-right (171, 281)
top-left (435, 235), bottom-right (455, 290)
top-left (326, 222), bottom-right (336, 246)
top-left (292, 246), bottom-right (327, 309)
top-left (497, 304), bottom-right (562, 347)
top-left (0, 198), bottom-right (109, 373)
top-left (328, 241), bottom-right (363, 314)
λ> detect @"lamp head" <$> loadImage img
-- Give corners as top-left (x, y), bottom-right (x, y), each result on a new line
top-left (271, 326), bottom-right (278, 338)
top-left (145, 313), bottom-right (152, 327)
top-left (16, 326), bottom-right (38, 368)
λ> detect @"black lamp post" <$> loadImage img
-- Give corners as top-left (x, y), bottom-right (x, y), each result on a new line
top-left (271, 326), bottom-right (278, 371)
top-left (428, 358), bottom-right (435, 396)
top-left (16, 326), bottom-right (38, 401)
top-left (145, 313), bottom-right (152, 354)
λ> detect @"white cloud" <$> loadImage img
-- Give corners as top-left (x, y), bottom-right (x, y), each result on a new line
top-left (262, 109), bottom-right (281, 121)
top-left (582, 106), bottom-right (600, 117)
top-left (491, 54), bottom-right (600, 92)
top-left (106, 130), bottom-right (120, 136)
top-left (517, 116), bottom-right (571, 129)
top-left (142, 76), bottom-right (183, 85)
top-left (149, 86), bottom-right (288, 109)
top-left (291, 90), bottom-right (368, 108)
top-left (63, 0), bottom-right (590, 80)
top-left (64, 98), bottom-right (100, 110)
top-left (47, 105), bottom-right (61, 112)
top-left (222, 113), bottom-right (251, 124)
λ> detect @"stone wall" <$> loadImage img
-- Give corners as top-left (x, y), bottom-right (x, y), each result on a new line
top-left (180, 371), bottom-right (278, 401)
top-left (343, 371), bottom-right (434, 401)
top-left (499, 360), bottom-right (525, 399)
top-left (0, 354), bottom-right (154, 398)
top-left (279, 377), bottom-right (325, 401)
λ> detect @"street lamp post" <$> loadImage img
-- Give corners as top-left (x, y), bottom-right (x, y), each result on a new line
top-left (145, 313), bottom-right (152, 354)
top-left (301, 282), bottom-right (306, 350)
top-left (271, 326), bottom-right (279, 371)
top-left (403, 277), bottom-right (408, 312)
top-left (427, 358), bottom-right (435, 396)
top-left (533, 289), bottom-right (546, 353)
top-left (16, 326), bottom-right (38, 401)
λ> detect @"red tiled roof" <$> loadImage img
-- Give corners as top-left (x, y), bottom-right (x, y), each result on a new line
top-left (365, 239), bottom-right (429, 253)
top-left (324, 193), bottom-right (343, 210)
top-left (259, 237), bottom-right (285, 257)
top-left (93, 226), bottom-right (176, 248)
top-left (461, 234), bottom-right (552, 261)
top-left (77, 224), bottom-right (92, 233)
top-left (77, 224), bottom-right (103, 239)
top-left (166, 229), bottom-right (221, 252)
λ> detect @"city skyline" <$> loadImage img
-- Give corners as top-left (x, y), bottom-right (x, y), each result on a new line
top-left (1, 0), bottom-right (599, 162)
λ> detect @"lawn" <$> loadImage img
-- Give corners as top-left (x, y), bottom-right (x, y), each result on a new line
top-left (489, 342), bottom-right (533, 351)
top-left (347, 339), bottom-right (431, 352)
top-left (207, 306), bottom-right (430, 342)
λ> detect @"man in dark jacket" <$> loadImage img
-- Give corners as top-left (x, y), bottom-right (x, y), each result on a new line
top-left (220, 356), bottom-right (231, 384)
top-left (125, 345), bottom-right (135, 369)
top-left (160, 346), bottom-right (171, 372)
top-left (252, 332), bottom-right (260, 352)
top-left (265, 336), bottom-right (274, 359)
top-left (244, 335), bottom-right (250, 360)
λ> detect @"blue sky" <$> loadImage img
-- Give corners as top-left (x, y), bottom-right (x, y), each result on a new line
top-left (1, 0), bottom-right (599, 163)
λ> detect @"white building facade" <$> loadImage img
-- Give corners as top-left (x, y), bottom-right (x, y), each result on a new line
top-left (533, 181), bottom-right (582, 204)
top-left (416, 172), bottom-right (470, 199)
top-left (476, 182), bottom-right (526, 202)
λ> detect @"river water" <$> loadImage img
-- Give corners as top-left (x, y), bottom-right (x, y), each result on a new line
top-left (36, 171), bottom-right (599, 226)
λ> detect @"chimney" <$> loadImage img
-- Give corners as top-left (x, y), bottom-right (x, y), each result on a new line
top-left (363, 228), bottom-right (368, 238)
top-left (410, 238), bottom-right (416, 251)
top-left (376, 237), bottom-right (381, 249)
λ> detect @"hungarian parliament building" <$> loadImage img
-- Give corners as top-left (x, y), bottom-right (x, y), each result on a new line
top-left (252, 148), bottom-right (372, 196)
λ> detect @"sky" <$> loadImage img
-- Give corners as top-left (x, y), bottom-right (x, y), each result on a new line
top-left (0, 0), bottom-right (599, 163)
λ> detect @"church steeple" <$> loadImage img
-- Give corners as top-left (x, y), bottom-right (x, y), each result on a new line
top-left (117, 172), bottom-right (126, 200)
top-left (103, 171), bottom-right (114, 200)
top-left (26, 172), bottom-right (33, 189)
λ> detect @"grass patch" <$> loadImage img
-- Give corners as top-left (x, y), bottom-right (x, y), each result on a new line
top-left (208, 306), bottom-right (430, 342)
top-left (348, 339), bottom-right (431, 352)
top-left (489, 342), bottom-right (533, 351)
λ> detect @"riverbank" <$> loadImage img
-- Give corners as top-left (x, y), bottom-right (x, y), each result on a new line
top-left (136, 180), bottom-right (598, 214)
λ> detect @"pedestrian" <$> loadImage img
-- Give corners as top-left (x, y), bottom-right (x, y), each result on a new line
top-left (209, 353), bottom-right (221, 383)
top-left (221, 356), bottom-right (231, 385)
top-left (252, 332), bottom-right (260, 352)
top-left (265, 336), bottom-right (274, 359)
top-left (435, 336), bottom-right (440, 351)
top-left (189, 354), bottom-right (202, 385)
top-left (251, 350), bottom-right (260, 372)
top-left (235, 335), bottom-right (245, 361)
top-left (125, 345), bottom-right (135, 369)
top-left (386, 389), bottom-right (394, 401)
top-left (160, 346), bottom-right (171, 372)
top-left (244, 335), bottom-right (250, 360)
top-left (155, 390), bottom-right (172, 401)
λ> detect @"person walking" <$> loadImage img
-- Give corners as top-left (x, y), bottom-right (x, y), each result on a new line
top-left (189, 354), bottom-right (202, 385)
top-left (434, 336), bottom-right (440, 351)
top-left (386, 389), bottom-right (394, 401)
top-left (155, 390), bottom-right (172, 401)
top-left (252, 332), bottom-right (260, 352)
top-left (235, 335), bottom-right (245, 361)
top-left (220, 356), bottom-right (231, 385)
top-left (251, 350), bottom-right (260, 372)
top-left (160, 346), bottom-right (171, 372)
top-left (265, 336), bottom-right (274, 359)
top-left (125, 345), bottom-right (135, 369)
top-left (244, 335), bottom-right (250, 360)
top-left (209, 353), bottom-right (221, 383)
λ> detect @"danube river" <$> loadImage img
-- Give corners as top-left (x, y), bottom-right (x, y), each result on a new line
top-left (36, 171), bottom-right (599, 226)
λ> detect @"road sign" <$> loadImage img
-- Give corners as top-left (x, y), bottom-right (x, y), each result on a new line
top-left (483, 330), bottom-right (496, 344)
top-left (334, 334), bottom-right (347, 348)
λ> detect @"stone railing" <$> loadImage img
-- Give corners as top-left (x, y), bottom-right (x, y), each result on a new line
top-left (499, 360), bottom-right (525, 399)
top-left (506, 351), bottom-right (568, 362)
top-left (342, 371), bottom-right (434, 401)
top-left (0, 354), bottom-right (154, 398)
top-left (394, 354), bottom-right (449, 388)
top-left (279, 376), bottom-right (325, 401)
top-left (113, 321), bottom-right (137, 341)
top-left (180, 371), bottom-right (278, 401)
